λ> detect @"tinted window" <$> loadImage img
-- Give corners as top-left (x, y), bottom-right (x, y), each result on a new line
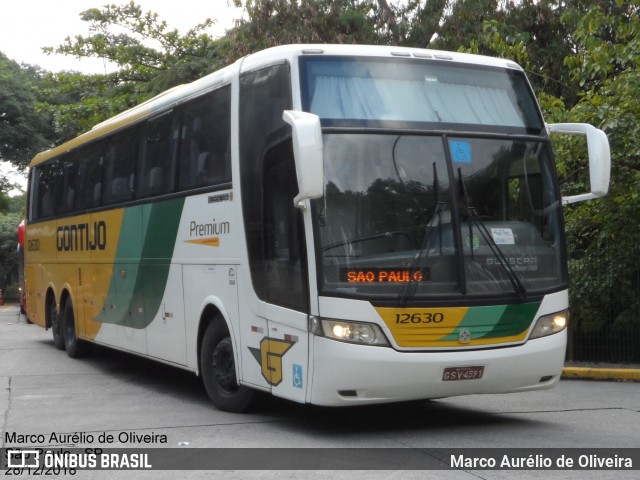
top-left (239, 62), bottom-right (310, 311)
top-left (30, 160), bottom-right (63, 220)
top-left (263, 140), bottom-right (309, 311)
top-left (138, 112), bottom-right (178, 198)
top-left (75, 140), bottom-right (106, 211)
top-left (178, 86), bottom-right (231, 190)
top-left (57, 155), bottom-right (81, 214)
top-left (102, 128), bottom-right (138, 205)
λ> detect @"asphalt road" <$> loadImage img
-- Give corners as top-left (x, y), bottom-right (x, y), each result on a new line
top-left (1, 305), bottom-right (638, 480)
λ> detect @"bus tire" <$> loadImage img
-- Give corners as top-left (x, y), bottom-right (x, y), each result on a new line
top-left (62, 298), bottom-right (90, 358)
top-left (200, 319), bottom-right (256, 412)
top-left (49, 299), bottom-right (65, 350)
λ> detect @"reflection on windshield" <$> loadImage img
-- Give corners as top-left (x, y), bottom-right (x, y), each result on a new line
top-left (316, 134), bottom-right (565, 301)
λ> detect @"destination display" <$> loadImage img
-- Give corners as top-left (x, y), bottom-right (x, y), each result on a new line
top-left (341, 268), bottom-right (430, 284)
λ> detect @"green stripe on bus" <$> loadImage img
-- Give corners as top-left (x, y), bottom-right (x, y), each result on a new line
top-left (96, 198), bottom-right (185, 328)
top-left (482, 302), bottom-right (541, 338)
top-left (441, 302), bottom-right (540, 341)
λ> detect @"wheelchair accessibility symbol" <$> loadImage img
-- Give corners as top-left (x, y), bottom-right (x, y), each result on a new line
top-left (293, 364), bottom-right (303, 389)
top-left (449, 140), bottom-right (472, 164)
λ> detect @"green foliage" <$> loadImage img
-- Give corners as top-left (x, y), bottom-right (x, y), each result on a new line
top-left (563, 1), bottom-right (640, 90)
top-left (448, 1), bottom-right (580, 103)
top-left (223, 0), bottom-right (383, 61)
top-left (45, 1), bottom-right (220, 84)
top-left (37, 72), bottom-right (147, 142)
top-left (39, 1), bottom-right (224, 142)
top-left (0, 53), bottom-right (51, 169)
top-left (0, 194), bottom-right (24, 295)
top-left (557, 2), bottom-right (640, 335)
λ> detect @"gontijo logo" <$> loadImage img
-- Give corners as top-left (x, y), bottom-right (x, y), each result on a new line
top-left (248, 337), bottom-right (296, 386)
top-left (56, 221), bottom-right (107, 251)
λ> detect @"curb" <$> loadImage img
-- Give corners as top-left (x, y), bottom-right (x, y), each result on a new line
top-left (562, 367), bottom-right (640, 382)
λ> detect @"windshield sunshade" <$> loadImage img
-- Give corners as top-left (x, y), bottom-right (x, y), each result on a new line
top-left (300, 56), bottom-right (543, 130)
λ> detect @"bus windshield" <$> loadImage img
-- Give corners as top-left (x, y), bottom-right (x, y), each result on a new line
top-left (299, 55), bottom-right (543, 131)
top-left (314, 133), bottom-right (565, 301)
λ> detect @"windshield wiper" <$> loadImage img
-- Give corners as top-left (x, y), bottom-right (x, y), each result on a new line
top-left (457, 168), bottom-right (527, 301)
top-left (399, 162), bottom-right (445, 307)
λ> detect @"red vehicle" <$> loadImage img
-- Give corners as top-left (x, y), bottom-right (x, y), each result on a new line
top-left (17, 220), bottom-right (26, 314)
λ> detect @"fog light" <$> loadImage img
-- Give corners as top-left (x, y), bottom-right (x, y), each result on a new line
top-left (530, 310), bottom-right (569, 339)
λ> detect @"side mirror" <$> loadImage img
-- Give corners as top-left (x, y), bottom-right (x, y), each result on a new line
top-left (547, 123), bottom-right (611, 205)
top-left (283, 110), bottom-right (324, 209)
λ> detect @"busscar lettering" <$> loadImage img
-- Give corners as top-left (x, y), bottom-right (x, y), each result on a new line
top-left (56, 221), bottom-right (107, 252)
top-left (487, 256), bottom-right (537, 269)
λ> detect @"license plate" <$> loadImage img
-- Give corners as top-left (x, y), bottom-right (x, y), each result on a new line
top-left (442, 366), bottom-right (485, 381)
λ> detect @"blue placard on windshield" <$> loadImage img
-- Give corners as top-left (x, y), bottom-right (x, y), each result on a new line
top-left (450, 141), bottom-right (472, 164)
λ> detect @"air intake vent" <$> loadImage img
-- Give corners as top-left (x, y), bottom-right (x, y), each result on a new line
top-left (338, 390), bottom-right (358, 397)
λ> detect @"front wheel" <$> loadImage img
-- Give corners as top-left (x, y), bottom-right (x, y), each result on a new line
top-left (200, 320), bottom-right (257, 412)
top-left (62, 298), bottom-right (90, 358)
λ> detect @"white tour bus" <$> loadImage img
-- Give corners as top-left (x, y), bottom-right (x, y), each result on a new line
top-left (25, 44), bottom-right (610, 411)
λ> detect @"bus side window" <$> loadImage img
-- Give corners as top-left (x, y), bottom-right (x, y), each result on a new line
top-left (58, 154), bottom-right (80, 214)
top-left (263, 139), bottom-right (309, 312)
top-left (32, 161), bottom-right (61, 220)
top-left (178, 85), bottom-right (231, 190)
top-left (239, 62), bottom-right (295, 307)
top-left (102, 128), bottom-right (138, 205)
top-left (76, 141), bottom-right (105, 211)
top-left (138, 112), bottom-right (178, 198)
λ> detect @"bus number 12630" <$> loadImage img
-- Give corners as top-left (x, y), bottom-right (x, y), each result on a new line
top-left (395, 312), bottom-right (445, 324)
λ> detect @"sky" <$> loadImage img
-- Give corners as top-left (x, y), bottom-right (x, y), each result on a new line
top-left (0, 0), bottom-right (242, 73)
top-left (0, 0), bottom-right (243, 194)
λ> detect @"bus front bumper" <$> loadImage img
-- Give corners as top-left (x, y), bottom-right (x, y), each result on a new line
top-left (308, 330), bottom-right (566, 406)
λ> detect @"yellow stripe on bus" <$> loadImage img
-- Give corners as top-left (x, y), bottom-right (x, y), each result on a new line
top-left (375, 307), bottom-right (469, 347)
top-left (25, 209), bottom-right (126, 340)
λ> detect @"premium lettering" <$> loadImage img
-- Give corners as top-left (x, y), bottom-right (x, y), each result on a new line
top-left (189, 219), bottom-right (230, 237)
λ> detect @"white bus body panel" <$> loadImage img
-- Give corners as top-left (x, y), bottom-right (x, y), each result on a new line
top-left (309, 290), bottom-right (568, 405)
top-left (309, 329), bottom-right (566, 406)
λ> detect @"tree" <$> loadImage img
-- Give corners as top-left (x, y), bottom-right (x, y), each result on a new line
top-left (223, 0), bottom-right (384, 61)
top-left (543, 2), bottom-right (640, 355)
top-left (0, 194), bottom-right (24, 301)
top-left (39, 1), bottom-right (225, 142)
top-left (0, 53), bottom-right (51, 170)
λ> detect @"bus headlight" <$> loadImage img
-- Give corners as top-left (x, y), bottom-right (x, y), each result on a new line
top-left (529, 310), bottom-right (569, 339)
top-left (309, 316), bottom-right (390, 346)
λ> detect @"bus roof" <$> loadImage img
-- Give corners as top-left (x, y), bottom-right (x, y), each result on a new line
top-left (239, 43), bottom-right (524, 72)
top-left (29, 44), bottom-right (524, 168)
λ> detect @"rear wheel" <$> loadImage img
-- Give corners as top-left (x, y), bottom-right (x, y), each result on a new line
top-left (200, 319), bottom-right (257, 412)
top-left (62, 298), bottom-right (90, 358)
top-left (48, 298), bottom-right (64, 350)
